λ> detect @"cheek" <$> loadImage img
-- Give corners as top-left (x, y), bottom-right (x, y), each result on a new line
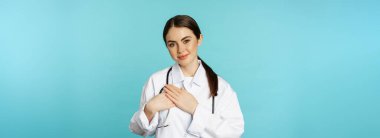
top-left (189, 42), bottom-right (198, 52)
top-left (168, 48), bottom-right (177, 57)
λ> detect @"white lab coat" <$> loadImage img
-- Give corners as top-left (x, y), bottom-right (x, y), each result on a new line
top-left (130, 61), bottom-right (244, 138)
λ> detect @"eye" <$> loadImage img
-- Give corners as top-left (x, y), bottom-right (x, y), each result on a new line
top-left (183, 39), bottom-right (190, 44)
top-left (168, 43), bottom-right (175, 48)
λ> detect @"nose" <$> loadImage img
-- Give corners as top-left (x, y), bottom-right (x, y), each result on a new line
top-left (177, 43), bottom-right (185, 54)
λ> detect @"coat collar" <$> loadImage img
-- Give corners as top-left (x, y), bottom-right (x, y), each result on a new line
top-left (171, 60), bottom-right (207, 87)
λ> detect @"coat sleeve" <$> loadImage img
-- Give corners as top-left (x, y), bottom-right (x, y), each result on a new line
top-left (129, 77), bottom-right (159, 137)
top-left (187, 83), bottom-right (245, 138)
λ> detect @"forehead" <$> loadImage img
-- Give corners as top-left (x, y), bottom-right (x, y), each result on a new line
top-left (166, 27), bottom-right (195, 41)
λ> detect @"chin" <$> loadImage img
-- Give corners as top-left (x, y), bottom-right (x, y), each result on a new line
top-left (177, 60), bottom-right (189, 66)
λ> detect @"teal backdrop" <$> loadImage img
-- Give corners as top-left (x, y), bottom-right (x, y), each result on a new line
top-left (1, 0), bottom-right (379, 138)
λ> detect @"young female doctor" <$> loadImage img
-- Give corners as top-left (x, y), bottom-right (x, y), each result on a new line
top-left (129, 15), bottom-right (244, 138)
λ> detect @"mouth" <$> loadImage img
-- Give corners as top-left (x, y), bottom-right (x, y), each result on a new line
top-left (177, 54), bottom-right (189, 60)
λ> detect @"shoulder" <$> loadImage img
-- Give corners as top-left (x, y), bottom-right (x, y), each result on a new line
top-left (215, 76), bottom-right (241, 110)
top-left (217, 76), bottom-right (229, 87)
top-left (216, 76), bottom-right (236, 96)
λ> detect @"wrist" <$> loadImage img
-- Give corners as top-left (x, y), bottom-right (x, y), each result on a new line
top-left (144, 103), bottom-right (156, 123)
top-left (191, 103), bottom-right (198, 115)
top-left (145, 102), bottom-right (157, 114)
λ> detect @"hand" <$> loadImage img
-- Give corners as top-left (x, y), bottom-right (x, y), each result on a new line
top-left (144, 93), bottom-right (175, 122)
top-left (164, 84), bottom-right (198, 115)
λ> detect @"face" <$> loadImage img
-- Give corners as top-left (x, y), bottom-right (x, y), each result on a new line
top-left (165, 27), bottom-right (203, 67)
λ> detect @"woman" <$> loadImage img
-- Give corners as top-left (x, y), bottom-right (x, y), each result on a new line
top-left (130, 15), bottom-right (244, 138)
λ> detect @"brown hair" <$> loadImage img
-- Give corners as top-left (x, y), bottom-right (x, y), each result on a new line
top-left (163, 15), bottom-right (218, 97)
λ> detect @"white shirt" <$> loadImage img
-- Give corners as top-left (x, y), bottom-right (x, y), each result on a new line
top-left (129, 61), bottom-right (244, 138)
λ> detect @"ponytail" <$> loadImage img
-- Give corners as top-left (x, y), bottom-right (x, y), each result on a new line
top-left (198, 56), bottom-right (218, 97)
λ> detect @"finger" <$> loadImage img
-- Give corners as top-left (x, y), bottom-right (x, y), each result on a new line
top-left (155, 93), bottom-right (165, 100)
top-left (167, 103), bottom-right (175, 108)
top-left (169, 104), bottom-right (175, 108)
top-left (168, 84), bottom-right (181, 90)
top-left (165, 93), bottom-right (178, 102)
top-left (164, 98), bottom-right (175, 106)
top-left (164, 85), bottom-right (177, 93)
top-left (176, 86), bottom-right (186, 94)
top-left (164, 87), bottom-right (179, 98)
top-left (165, 90), bottom-right (179, 100)
top-left (180, 87), bottom-right (185, 93)
top-left (165, 93), bottom-right (178, 104)
top-left (163, 93), bottom-right (175, 102)
top-left (166, 84), bottom-right (181, 93)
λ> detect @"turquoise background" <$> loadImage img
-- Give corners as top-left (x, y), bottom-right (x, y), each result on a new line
top-left (1, 0), bottom-right (379, 137)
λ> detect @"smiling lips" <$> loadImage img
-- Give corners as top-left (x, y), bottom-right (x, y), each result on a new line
top-left (178, 54), bottom-right (189, 60)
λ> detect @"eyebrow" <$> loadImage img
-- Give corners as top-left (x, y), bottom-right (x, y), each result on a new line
top-left (167, 36), bottom-right (192, 43)
top-left (181, 36), bottom-right (191, 41)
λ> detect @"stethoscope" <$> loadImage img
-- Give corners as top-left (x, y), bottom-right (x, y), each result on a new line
top-left (157, 66), bottom-right (215, 128)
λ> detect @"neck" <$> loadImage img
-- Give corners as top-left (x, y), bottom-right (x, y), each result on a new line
top-left (179, 59), bottom-right (199, 77)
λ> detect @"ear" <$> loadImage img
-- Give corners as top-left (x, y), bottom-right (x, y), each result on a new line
top-left (197, 34), bottom-right (203, 46)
